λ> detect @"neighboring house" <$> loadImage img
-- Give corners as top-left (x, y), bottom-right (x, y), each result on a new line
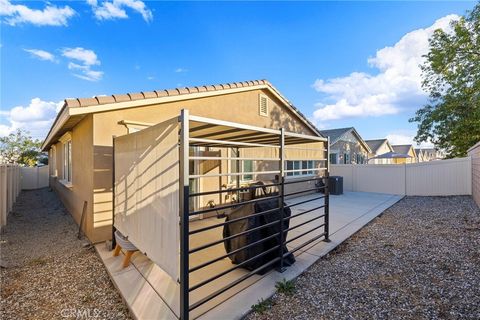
top-left (391, 145), bottom-right (417, 164)
top-left (366, 139), bottom-right (394, 164)
top-left (422, 148), bottom-right (446, 161)
top-left (320, 127), bottom-right (371, 165)
top-left (415, 149), bottom-right (426, 162)
top-left (41, 79), bottom-right (326, 243)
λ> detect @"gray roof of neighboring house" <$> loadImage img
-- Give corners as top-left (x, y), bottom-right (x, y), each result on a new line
top-left (319, 127), bottom-right (372, 153)
top-left (392, 144), bottom-right (414, 155)
top-left (365, 139), bottom-right (389, 153)
top-left (372, 151), bottom-right (412, 159)
top-left (319, 127), bottom-right (353, 144)
top-left (414, 148), bottom-right (423, 156)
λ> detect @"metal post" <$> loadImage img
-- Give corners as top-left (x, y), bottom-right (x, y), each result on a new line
top-left (111, 135), bottom-right (117, 249)
top-left (235, 147), bottom-right (240, 202)
top-left (324, 136), bottom-right (331, 242)
top-left (179, 109), bottom-right (190, 320)
top-left (277, 128), bottom-right (286, 272)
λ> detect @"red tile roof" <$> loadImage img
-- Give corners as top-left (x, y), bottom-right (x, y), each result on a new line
top-left (65, 79), bottom-right (272, 108)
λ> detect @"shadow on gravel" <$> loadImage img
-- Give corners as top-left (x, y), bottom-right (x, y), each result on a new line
top-left (0, 188), bottom-right (131, 320)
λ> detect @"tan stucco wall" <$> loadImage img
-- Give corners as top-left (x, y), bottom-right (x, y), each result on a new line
top-left (53, 88), bottom-right (322, 242)
top-left (93, 88), bottom-right (315, 139)
top-left (50, 115), bottom-right (94, 240)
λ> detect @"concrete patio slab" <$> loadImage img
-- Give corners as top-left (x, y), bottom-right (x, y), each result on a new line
top-left (96, 191), bottom-right (402, 320)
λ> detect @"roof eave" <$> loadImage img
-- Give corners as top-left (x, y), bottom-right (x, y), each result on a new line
top-left (41, 81), bottom-right (323, 150)
top-left (41, 102), bottom-right (68, 151)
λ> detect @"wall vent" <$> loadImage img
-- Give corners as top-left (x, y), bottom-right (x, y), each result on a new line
top-left (259, 94), bottom-right (268, 116)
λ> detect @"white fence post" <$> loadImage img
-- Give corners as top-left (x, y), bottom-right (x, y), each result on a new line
top-left (0, 164), bottom-right (24, 229)
top-left (0, 166), bottom-right (7, 227)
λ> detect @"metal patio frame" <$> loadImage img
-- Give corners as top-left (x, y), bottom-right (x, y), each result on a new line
top-left (178, 109), bottom-right (330, 319)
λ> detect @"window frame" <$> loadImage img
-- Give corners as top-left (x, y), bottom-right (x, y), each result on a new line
top-left (286, 160), bottom-right (318, 177)
top-left (59, 132), bottom-right (73, 187)
top-left (50, 145), bottom-right (57, 177)
top-left (228, 148), bottom-right (254, 183)
top-left (329, 153), bottom-right (338, 165)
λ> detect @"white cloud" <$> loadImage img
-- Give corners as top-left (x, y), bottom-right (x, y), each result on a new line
top-left (88, 0), bottom-right (153, 22)
top-left (74, 70), bottom-right (104, 82)
top-left (313, 15), bottom-right (459, 122)
top-left (0, 98), bottom-right (63, 139)
top-left (63, 48), bottom-right (103, 81)
top-left (175, 68), bottom-right (188, 73)
top-left (0, 0), bottom-right (75, 26)
top-left (386, 131), bottom-right (433, 148)
top-left (24, 48), bottom-right (56, 62)
top-left (62, 47), bottom-right (99, 66)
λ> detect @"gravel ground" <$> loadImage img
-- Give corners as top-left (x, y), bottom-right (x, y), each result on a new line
top-left (246, 196), bottom-right (480, 320)
top-left (0, 188), bottom-right (131, 320)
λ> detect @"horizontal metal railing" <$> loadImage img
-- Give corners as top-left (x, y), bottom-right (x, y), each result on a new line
top-left (185, 175), bottom-right (329, 313)
top-left (179, 111), bottom-right (330, 319)
top-left (189, 194), bottom-right (281, 216)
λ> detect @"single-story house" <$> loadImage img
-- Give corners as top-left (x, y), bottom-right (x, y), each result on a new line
top-left (391, 145), bottom-right (417, 164)
top-left (366, 139), bottom-right (394, 164)
top-left (41, 79), bottom-right (327, 243)
top-left (320, 127), bottom-right (371, 165)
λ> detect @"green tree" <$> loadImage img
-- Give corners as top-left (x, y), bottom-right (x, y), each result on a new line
top-left (0, 129), bottom-right (43, 166)
top-left (410, 4), bottom-right (480, 158)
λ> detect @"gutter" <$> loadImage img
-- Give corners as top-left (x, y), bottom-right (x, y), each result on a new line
top-left (41, 103), bottom-right (69, 151)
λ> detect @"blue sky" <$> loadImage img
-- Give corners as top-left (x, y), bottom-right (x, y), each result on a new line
top-left (0, 1), bottom-right (476, 144)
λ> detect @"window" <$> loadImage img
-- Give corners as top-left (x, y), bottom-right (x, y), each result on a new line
top-left (356, 154), bottom-right (364, 164)
top-left (343, 153), bottom-right (350, 164)
top-left (242, 160), bottom-right (253, 181)
top-left (59, 132), bottom-right (72, 184)
top-left (258, 94), bottom-right (268, 116)
top-left (286, 160), bottom-right (318, 177)
top-left (128, 127), bottom-right (141, 134)
top-left (125, 124), bottom-right (150, 134)
top-left (50, 146), bottom-right (57, 176)
top-left (63, 141), bottom-right (72, 182)
top-left (329, 153), bottom-right (337, 164)
top-left (229, 149), bottom-right (254, 182)
top-left (118, 120), bottom-right (152, 134)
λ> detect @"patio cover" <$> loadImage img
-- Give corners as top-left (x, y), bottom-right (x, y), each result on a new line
top-left (113, 112), bottom-right (327, 282)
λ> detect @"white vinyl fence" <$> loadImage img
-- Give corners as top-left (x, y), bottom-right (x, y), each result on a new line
top-left (21, 165), bottom-right (49, 190)
top-left (1, 165), bottom-right (50, 228)
top-left (331, 157), bottom-right (472, 196)
top-left (0, 164), bottom-right (21, 228)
